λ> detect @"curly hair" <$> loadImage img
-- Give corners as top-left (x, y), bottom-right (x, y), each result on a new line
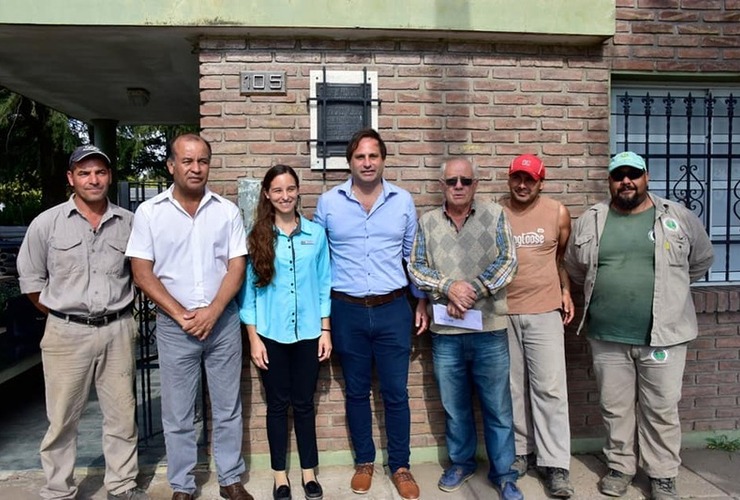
top-left (248, 164), bottom-right (300, 287)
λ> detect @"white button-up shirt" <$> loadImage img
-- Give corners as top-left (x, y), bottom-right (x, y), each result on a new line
top-left (125, 186), bottom-right (247, 310)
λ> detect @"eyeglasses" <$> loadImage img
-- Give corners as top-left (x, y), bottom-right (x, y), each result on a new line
top-left (443, 176), bottom-right (475, 187)
top-left (609, 169), bottom-right (645, 182)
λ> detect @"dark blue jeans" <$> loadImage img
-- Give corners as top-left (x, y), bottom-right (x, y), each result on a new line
top-left (331, 295), bottom-right (412, 473)
top-left (431, 329), bottom-right (518, 486)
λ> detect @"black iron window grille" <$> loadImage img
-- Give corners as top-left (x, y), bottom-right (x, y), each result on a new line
top-left (611, 86), bottom-right (739, 283)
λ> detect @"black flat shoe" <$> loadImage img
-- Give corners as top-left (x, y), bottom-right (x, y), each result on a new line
top-left (302, 480), bottom-right (323, 500)
top-left (273, 482), bottom-right (291, 500)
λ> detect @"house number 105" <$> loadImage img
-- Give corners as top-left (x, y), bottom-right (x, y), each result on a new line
top-left (240, 71), bottom-right (287, 95)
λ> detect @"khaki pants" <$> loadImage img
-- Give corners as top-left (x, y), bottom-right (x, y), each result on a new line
top-left (589, 338), bottom-right (686, 479)
top-left (508, 311), bottom-right (571, 469)
top-left (39, 313), bottom-right (139, 500)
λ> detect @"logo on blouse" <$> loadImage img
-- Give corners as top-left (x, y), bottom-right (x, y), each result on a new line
top-left (663, 218), bottom-right (680, 232)
top-left (300, 240), bottom-right (315, 245)
top-left (651, 348), bottom-right (668, 363)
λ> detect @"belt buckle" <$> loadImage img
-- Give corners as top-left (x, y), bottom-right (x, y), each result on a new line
top-left (363, 296), bottom-right (372, 307)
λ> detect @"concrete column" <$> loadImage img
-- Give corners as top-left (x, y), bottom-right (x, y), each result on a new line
top-left (90, 119), bottom-right (119, 203)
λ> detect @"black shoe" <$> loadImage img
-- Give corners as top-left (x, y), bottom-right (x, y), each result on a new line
top-left (273, 482), bottom-right (291, 500)
top-left (302, 480), bottom-right (323, 500)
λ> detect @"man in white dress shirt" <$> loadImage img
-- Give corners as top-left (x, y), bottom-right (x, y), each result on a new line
top-left (125, 134), bottom-right (252, 500)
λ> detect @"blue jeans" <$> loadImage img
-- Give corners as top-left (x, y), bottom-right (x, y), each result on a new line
top-left (331, 295), bottom-right (412, 473)
top-left (431, 330), bottom-right (517, 486)
top-left (157, 302), bottom-right (246, 494)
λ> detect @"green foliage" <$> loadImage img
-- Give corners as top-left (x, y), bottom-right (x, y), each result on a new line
top-left (117, 124), bottom-right (199, 181)
top-left (0, 182), bottom-right (42, 225)
top-left (0, 278), bottom-right (21, 326)
top-left (706, 434), bottom-right (740, 453)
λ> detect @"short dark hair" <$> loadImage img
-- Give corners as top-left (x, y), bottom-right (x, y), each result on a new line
top-left (345, 128), bottom-right (387, 163)
top-left (167, 133), bottom-right (212, 162)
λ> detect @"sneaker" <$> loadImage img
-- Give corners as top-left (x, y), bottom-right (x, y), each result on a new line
top-left (498, 481), bottom-right (524, 500)
top-left (437, 465), bottom-right (474, 492)
top-left (599, 469), bottom-right (634, 497)
top-left (391, 467), bottom-right (420, 500)
top-left (351, 463), bottom-right (374, 494)
top-left (108, 487), bottom-right (149, 500)
top-left (538, 467), bottom-right (574, 498)
top-left (511, 453), bottom-right (536, 478)
top-left (650, 477), bottom-right (679, 500)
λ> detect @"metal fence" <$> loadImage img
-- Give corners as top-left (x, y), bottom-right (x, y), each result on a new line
top-left (611, 89), bottom-right (739, 282)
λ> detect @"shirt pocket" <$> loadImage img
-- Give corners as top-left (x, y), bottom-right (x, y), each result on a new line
top-left (103, 238), bottom-right (129, 277)
top-left (49, 236), bottom-right (84, 273)
top-left (572, 233), bottom-right (595, 263)
top-left (664, 232), bottom-right (690, 267)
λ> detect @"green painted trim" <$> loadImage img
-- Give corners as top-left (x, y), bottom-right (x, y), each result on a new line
top-left (1, 0), bottom-right (615, 37)
top-left (191, 431), bottom-right (739, 471)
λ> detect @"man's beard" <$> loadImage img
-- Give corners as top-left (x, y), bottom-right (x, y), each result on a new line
top-left (612, 189), bottom-right (645, 210)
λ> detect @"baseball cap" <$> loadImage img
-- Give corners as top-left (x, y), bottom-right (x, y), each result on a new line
top-left (509, 154), bottom-right (545, 181)
top-left (608, 151), bottom-right (646, 173)
top-left (68, 144), bottom-right (111, 169)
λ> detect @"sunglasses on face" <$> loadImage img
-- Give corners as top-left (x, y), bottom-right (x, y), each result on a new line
top-left (443, 176), bottom-right (475, 187)
top-left (609, 169), bottom-right (645, 182)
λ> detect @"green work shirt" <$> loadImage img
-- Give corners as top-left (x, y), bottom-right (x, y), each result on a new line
top-left (587, 207), bottom-right (655, 345)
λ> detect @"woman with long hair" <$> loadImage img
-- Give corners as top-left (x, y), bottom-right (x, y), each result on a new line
top-left (237, 165), bottom-right (332, 500)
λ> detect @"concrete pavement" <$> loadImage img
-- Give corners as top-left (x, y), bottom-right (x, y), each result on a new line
top-left (1, 449), bottom-right (738, 499)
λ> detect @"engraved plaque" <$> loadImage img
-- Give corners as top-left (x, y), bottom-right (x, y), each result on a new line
top-left (316, 83), bottom-right (371, 157)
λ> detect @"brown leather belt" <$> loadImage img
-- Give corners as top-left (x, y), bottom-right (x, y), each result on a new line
top-left (331, 288), bottom-right (406, 308)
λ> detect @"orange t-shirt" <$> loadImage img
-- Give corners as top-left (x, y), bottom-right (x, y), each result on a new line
top-left (502, 195), bottom-right (562, 315)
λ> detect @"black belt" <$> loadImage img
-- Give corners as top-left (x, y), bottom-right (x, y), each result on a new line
top-left (49, 304), bottom-right (132, 327)
top-left (331, 288), bottom-right (406, 307)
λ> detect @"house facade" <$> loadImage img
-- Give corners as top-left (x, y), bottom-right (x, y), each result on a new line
top-left (0, 0), bottom-right (738, 465)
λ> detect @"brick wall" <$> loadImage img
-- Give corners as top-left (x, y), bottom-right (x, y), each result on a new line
top-left (200, 0), bottom-right (740, 459)
top-left (609, 0), bottom-right (740, 72)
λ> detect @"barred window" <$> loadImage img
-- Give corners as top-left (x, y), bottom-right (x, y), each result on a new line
top-left (610, 84), bottom-right (739, 282)
top-left (308, 69), bottom-right (378, 171)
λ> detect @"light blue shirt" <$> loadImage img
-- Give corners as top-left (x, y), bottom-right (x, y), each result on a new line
top-left (237, 216), bottom-right (331, 344)
top-left (313, 178), bottom-right (423, 298)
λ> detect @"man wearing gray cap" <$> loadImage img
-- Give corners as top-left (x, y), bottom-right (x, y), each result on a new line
top-left (564, 151), bottom-right (714, 500)
top-left (17, 145), bottom-right (147, 500)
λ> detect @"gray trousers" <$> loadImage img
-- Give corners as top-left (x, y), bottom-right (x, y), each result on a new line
top-left (589, 338), bottom-right (687, 479)
top-left (508, 311), bottom-right (571, 470)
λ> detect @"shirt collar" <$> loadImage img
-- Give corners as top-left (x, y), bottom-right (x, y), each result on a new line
top-left (442, 199), bottom-right (477, 220)
top-left (337, 177), bottom-right (397, 200)
top-left (64, 194), bottom-right (122, 221)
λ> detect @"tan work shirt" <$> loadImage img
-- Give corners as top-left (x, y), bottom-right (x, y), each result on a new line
top-left (17, 196), bottom-right (134, 316)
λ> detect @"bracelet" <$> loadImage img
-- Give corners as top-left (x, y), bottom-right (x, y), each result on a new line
top-left (321, 328), bottom-right (331, 332)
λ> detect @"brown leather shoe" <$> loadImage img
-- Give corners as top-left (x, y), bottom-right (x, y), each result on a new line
top-left (350, 463), bottom-right (375, 494)
top-left (219, 482), bottom-right (254, 500)
top-left (171, 493), bottom-right (194, 500)
top-left (392, 467), bottom-right (420, 500)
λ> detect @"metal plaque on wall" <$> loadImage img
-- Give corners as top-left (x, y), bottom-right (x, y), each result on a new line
top-left (240, 71), bottom-right (287, 95)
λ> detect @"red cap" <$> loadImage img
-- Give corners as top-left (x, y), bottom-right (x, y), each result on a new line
top-left (509, 154), bottom-right (545, 181)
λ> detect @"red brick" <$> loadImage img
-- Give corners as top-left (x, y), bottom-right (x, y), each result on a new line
top-left (658, 11), bottom-right (700, 21)
top-left (632, 22), bottom-right (677, 34)
top-left (681, 0), bottom-right (723, 8)
top-left (633, 46), bottom-right (677, 58)
top-left (638, 0), bottom-right (679, 7)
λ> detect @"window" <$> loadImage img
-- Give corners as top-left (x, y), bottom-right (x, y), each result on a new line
top-left (309, 69), bottom-right (378, 171)
top-left (610, 84), bottom-right (739, 282)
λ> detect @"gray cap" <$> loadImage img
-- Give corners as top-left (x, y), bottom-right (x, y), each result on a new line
top-left (68, 144), bottom-right (111, 169)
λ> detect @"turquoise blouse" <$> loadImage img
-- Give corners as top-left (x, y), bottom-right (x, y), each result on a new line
top-left (237, 216), bottom-right (331, 344)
